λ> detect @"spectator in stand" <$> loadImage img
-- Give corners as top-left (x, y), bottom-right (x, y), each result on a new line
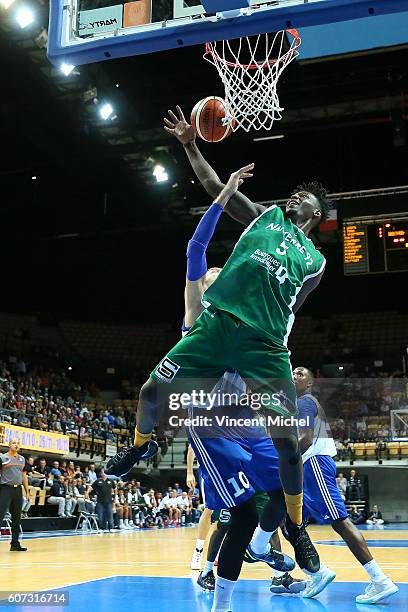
top-left (114, 488), bottom-right (134, 529)
top-left (173, 482), bottom-right (182, 495)
top-left (35, 458), bottom-right (50, 480)
top-left (92, 470), bottom-right (115, 532)
top-left (176, 491), bottom-right (192, 526)
top-left (115, 411), bottom-right (126, 429)
top-left (356, 418), bottom-right (367, 437)
top-left (66, 461), bottom-right (76, 478)
top-left (60, 461), bottom-right (68, 476)
top-left (65, 478), bottom-right (78, 516)
top-left (74, 478), bottom-right (95, 514)
top-left (25, 456), bottom-right (45, 488)
top-left (143, 488), bottom-right (163, 526)
top-left (87, 463), bottom-right (97, 484)
top-left (74, 465), bottom-right (83, 478)
top-left (134, 481), bottom-right (144, 495)
top-left (48, 475), bottom-right (69, 517)
top-left (347, 469), bottom-right (362, 501)
top-left (349, 505), bottom-right (366, 525)
top-left (367, 505), bottom-right (384, 525)
top-left (127, 486), bottom-right (147, 528)
top-left (159, 490), bottom-right (181, 526)
top-left (336, 472), bottom-right (347, 501)
top-left (50, 461), bottom-right (62, 478)
top-left (357, 402), bottom-right (369, 417)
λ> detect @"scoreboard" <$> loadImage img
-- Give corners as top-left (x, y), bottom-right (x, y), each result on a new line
top-left (343, 214), bottom-right (408, 275)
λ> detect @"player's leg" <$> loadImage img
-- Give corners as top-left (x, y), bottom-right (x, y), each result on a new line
top-left (332, 517), bottom-right (398, 602)
top-left (300, 455), bottom-right (349, 598)
top-left (106, 309), bottom-right (234, 477)
top-left (269, 529), bottom-right (308, 595)
top-left (211, 498), bottom-right (259, 612)
top-left (240, 430), bottom-right (319, 573)
top-left (236, 328), bottom-right (303, 525)
top-left (198, 512), bottom-right (230, 591)
top-left (9, 487), bottom-right (25, 550)
top-left (191, 467), bottom-right (213, 570)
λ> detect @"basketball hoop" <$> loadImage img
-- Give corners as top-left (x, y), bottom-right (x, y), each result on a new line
top-left (204, 29), bottom-right (301, 133)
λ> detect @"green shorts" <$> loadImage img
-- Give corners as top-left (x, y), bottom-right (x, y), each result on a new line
top-left (151, 307), bottom-right (297, 416)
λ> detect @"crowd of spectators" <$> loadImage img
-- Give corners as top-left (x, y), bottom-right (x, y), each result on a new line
top-left (313, 373), bottom-right (408, 442)
top-left (17, 455), bottom-right (203, 530)
top-left (0, 357), bottom-right (135, 438)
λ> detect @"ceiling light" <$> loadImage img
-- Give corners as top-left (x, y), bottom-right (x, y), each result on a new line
top-left (61, 63), bottom-right (76, 76)
top-left (1, 0), bottom-right (16, 9)
top-left (153, 164), bottom-right (168, 183)
top-left (99, 103), bottom-right (114, 121)
top-left (253, 134), bottom-right (285, 142)
top-left (16, 6), bottom-right (35, 28)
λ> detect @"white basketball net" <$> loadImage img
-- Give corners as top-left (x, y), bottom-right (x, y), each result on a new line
top-left (204, 30), bottom-right (301, 133)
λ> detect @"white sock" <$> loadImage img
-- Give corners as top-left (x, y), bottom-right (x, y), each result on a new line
top-left (211, 576), bottom-right (236, 612)
top-left (202, 560), bottom-right (214, 578)
top-left (124, 519), bottom-right (129, 526)
top-left (119, 519), bottom-right (124, 528)
top-left (250, 526), bottom-right (273, 555)
top-left (195, 538), bottom-right (205, 551)
top-left (363, 560), bottom-right (387, 583)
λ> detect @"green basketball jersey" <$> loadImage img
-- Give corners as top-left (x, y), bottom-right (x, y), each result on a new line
top-left (203, 205), bottom-right (326, 345)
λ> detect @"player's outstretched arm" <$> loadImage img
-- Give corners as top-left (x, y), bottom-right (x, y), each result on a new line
top-left (164, 106), bottom-right (266, 225)
top-left (184, 200), bottom-right (224, 328)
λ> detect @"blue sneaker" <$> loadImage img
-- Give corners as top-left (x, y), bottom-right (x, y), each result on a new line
top-left (270, 573), bottom-right (308, 595)
top-left (105, 440), bottom-right (158, 477)
top-left (245, 543), bottom-right (295, 572)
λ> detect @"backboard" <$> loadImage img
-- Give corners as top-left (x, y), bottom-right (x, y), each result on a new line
top-left (48, 0), bottom-right (408, 67)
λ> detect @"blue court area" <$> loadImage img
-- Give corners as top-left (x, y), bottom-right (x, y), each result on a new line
top-left (317, 540), bottom-right (408, 548)
top-left (8, 577), bottom-right (407, 612)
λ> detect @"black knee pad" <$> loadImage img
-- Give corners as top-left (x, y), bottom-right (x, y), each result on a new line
top-left (230, 498), bottom-right (259, 536)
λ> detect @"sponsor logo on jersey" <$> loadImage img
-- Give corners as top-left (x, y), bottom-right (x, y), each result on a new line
top-left (155, 357), bottom-right (180, 383)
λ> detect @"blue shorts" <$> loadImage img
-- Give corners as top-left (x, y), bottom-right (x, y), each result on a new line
top-left (303, 455), bottom-right (348, 524)
top-left (189, 433), bottom-right (280, 511)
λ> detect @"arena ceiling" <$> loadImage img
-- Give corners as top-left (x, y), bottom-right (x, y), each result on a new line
top-left (0, 2), bottom-right (407, 322)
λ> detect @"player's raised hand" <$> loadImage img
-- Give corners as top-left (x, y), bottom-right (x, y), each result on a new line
top-left (226, 163), bottom-right (255, 192)
top-left (163, 105), bottom-right (196, 145)
top-left (214, 163), bottom-right (254, 208)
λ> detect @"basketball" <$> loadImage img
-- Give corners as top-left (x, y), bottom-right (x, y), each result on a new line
top-left (191, 96), bottom-right (234, 142)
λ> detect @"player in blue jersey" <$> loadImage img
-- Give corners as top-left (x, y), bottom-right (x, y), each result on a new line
top-left (288, 367), bottom-right (398, 603)
top-left (176, 170), bottom-right (295, 585)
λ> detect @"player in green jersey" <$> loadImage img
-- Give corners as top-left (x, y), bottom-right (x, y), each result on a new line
top-left (107, 104), bottom-right (330, 511)
top-left (106, 109), bottom-right (332, 609)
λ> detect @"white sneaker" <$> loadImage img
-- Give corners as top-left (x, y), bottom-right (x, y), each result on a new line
top-left (302, 566), bottom-right (336, 598)
top-left (191, 548), bottom-right (203, 570)
top-left (356, 579), bottom-right (399, 604)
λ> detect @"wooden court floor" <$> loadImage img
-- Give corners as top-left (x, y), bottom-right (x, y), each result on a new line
top-left (1, 524), bottom-right (407, 593)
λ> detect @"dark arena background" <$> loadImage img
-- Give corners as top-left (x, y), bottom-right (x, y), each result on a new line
top-left (0, 1), bottom-right (407, 611)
